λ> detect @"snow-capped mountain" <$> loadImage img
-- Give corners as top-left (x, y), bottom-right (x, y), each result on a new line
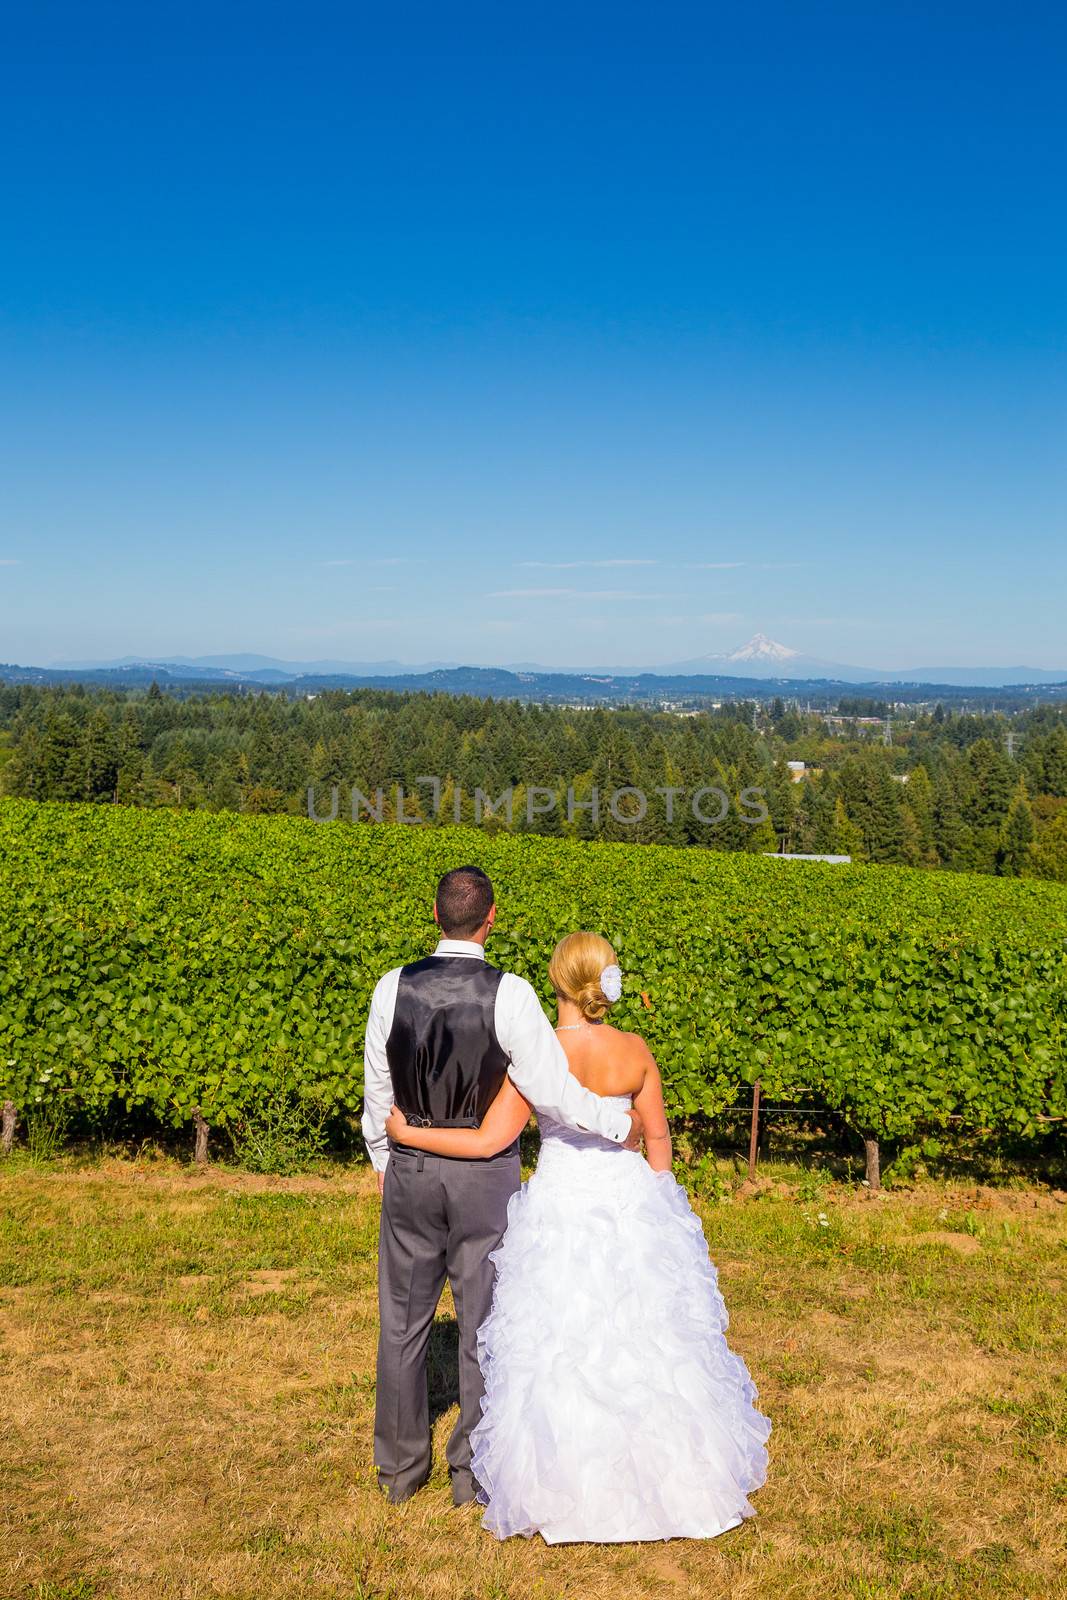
top-left (656, 634), bottom-right (1067, 685)
top-left (661, 633), bottom-right (836, 677)
top-left (721, 633), bottom-right (801, 666)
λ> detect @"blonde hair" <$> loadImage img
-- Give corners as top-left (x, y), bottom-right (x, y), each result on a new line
top-left (548, 931), bottom-right (617, 1022)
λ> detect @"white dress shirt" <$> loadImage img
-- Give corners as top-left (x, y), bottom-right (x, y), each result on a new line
top-left (361, 937), bottom-right (633, 1171)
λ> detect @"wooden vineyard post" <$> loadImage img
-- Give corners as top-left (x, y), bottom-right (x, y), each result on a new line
top-left (747, 1079), bottom-right (761, 1181)
top-left (1, 1100), bottom-right (16, 1155)
top-left (863, 1134), bottom-right (881, 1192)
top-left (192, 1106), bottom-right (210, 1166)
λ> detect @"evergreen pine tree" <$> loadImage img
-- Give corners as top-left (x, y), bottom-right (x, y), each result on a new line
top-left (996, 783), bottom-right (1035, 876)
top-left (829, 797), bottom-right (865, 861)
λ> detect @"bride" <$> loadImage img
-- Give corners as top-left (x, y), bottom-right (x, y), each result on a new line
top-left (385, 930), bottom-right (770, 1544)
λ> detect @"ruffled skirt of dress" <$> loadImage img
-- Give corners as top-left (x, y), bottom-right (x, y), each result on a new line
top-left (469, 1141), bottom-right (771, 1544)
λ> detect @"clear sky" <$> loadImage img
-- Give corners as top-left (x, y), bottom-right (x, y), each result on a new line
top-left (1, 1), bottom-right (1065, 671)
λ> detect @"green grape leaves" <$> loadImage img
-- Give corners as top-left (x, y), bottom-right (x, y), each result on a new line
top-left (0, 797), bottom-right (1064, 1142)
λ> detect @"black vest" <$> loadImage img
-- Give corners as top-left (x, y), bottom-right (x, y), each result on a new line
top-left (385, 956), bottom-right (510, 1128)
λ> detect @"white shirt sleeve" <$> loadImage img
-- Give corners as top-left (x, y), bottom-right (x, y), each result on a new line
top-left (496, 973), bottom-right (632, 1144)
top-left (361, 969), bottom-right (400, 1172)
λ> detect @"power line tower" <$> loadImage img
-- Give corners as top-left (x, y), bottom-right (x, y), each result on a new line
top-left (1006, 729), bottom-right (1016, 760)
top-left (883, 715), bottom-right (892, 747)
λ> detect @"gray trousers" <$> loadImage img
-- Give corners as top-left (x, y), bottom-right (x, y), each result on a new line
top-left (374, 1138), bottom-right (521, 1504)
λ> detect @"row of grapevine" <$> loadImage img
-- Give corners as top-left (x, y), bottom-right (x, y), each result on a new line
top-left (1, 798), bottom-right (1065, 1175)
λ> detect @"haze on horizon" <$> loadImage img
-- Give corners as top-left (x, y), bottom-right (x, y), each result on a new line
top-left (1, 3), bottom-right (1065, 673)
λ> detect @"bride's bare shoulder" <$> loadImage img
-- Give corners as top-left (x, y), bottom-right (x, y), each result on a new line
top-left (603, 1024), bottom-right (655, 1064)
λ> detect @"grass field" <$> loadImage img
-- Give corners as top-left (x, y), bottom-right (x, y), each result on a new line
top-left (1, 1151), bottom-right (1065, 1600)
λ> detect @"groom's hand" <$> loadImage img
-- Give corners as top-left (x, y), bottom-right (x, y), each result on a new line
top-left (376, 1170), bottom-right (386, 1198)
top-left (623, 1107), bottom-right (644, 1151)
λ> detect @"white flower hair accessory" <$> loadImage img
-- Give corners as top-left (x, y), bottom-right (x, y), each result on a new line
top-left (600, 963), bottom-right (623, 1003)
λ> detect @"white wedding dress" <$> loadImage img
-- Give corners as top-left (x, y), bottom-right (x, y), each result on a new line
top-left (469, 1095), bottom-right (771, 1543)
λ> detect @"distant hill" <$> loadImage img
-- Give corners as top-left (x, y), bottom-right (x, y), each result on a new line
top-left (48, 652), bottom-right (457, 679)
top-left (49, 634), bottom-right (1067, 689)
top-left (3, 658), bottom-right (1064, 709)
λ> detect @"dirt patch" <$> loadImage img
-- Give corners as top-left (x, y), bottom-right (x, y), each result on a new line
top-left (238, 1269), bottom-right (306, 1296)
top-left (915, 1230), bottom-right (982, 1256)
top-left (25, 1157), bottom-right (376, 1198)
top-left (645, 1550), bottom-right (694, 1586)
top-left (809, 1308), bottom-right (844, 1328)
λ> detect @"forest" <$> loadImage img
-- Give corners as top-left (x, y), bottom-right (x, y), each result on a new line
top-left (1, 680), bottom-right (1065, 879)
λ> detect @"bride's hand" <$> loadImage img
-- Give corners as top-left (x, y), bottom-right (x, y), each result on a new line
top-left (385, 1104), bottom-right (411, 1142)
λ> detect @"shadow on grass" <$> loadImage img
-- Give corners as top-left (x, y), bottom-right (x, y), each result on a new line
top-left (427, 1315), bottom-right (460, 1426)
top-left (676, 1113), bottom-right (1067, 1191)
top-left (6, 1109), bottom-right (1065, 1195)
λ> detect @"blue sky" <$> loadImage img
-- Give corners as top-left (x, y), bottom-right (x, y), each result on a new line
top-left (1, 1), bottom-right (1065, 671)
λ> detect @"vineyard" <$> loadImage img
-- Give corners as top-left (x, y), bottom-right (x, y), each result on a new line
top-left (1, 796), bottom-right (1065, 1180)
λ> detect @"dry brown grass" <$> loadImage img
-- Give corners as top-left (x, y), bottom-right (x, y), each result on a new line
top-left (1, 1154), bottom-right (1064, 1600)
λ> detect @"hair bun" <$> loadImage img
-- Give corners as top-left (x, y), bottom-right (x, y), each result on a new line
top-left (576, 978), bottom-right (610, 1022)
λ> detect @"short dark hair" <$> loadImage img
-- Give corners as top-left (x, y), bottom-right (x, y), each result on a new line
top-left (435, 866), bottom-right (495, 938)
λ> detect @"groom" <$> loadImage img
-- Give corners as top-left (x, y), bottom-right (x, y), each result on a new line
top-left (362, 865), bottom-right (643, 1505)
